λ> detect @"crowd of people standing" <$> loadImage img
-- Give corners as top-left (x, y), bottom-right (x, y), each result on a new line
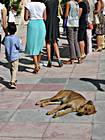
top-left (0, 0), bottom-right (105, 89)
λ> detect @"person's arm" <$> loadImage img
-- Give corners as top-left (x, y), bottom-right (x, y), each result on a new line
top-left (65, 2), bottom-right (70, 18)
top-left (94, 0), bottom-right (102, 14)
top-left (1, 7), bottom-right (7, 34)
top-left (79, 7), bottom-right (83, 17)
top-left (24, 7), bottom-right (30, 21)
top-left (43, 8), bottom-right (47, 20)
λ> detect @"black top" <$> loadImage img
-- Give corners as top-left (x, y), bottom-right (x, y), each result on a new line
top-left (79, 1), bottom-right (89, 28)
top-left (44, 0), bottom-right (59, 42)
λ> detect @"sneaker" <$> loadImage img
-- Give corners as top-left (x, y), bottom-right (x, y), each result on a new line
top-left (58, 60), bottom-right (63, 67)
top-left (9, 82), bottom-right (16, 89)
top-left (47, 60), bottom-right (52, 67)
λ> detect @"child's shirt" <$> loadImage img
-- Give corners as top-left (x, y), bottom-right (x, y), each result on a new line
top-left (4, 35), bottom-right (21, 62)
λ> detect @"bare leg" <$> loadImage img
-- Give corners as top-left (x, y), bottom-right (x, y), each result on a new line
top-left (53, 41), bottom-right (60, 59)
top-left (37, 53), bottom-right (41, 69)
top-left (46, 42), bottom-right (51, 61)
top-left (79, 41), bottom-right (86, 58)
top-left (33, 56), bottom-right (39, 73)
top-left (53, 41), bottom-right (63, 67)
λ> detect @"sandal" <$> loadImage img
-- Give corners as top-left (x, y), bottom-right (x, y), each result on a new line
top-left (63, 60), bottom-right (74, 64)
top-left (58, 60), bottom-right (63, 67)
top-left (32, 67), bottom-right (39, 74)
top-left (95, 48), bottom-right (102, 52)
top-left (78, 58), bottom-right (82, 64)
top-left (47, 60), bottom-right (52, 67)
top-left (81, 54), bottom-right (86, 59)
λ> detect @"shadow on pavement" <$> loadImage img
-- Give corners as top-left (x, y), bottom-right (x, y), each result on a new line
top-left (80, 78), bottom-right (105, 92)
top-left (0, 77), bottom-right (10, 89)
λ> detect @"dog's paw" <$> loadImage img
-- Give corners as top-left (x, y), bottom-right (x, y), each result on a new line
top-left (52, 114), bottom-right (58, 118)
top-left (46, 111), bottom-right (51, 115)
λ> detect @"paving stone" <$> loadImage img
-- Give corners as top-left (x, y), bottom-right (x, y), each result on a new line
top-left (0, 110), bottom-right (15, 122)
top-left (0, 122), bottom-right (48, 138)
top-left (93, 101), bottom-right (105, 123)
top-left (65, 78), bottom-right (97, 91)
top-left (39, 78), bottom-right (67, 83)
top-left (92, 124), bottom-right (105, 139)
top-left (43, 123), bottom-right (92, 139)
top-left (10, 109), bottom-right (51, 123)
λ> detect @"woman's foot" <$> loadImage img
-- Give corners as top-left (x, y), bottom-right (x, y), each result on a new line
top-left (63, 59), bottom-right (74, 64)
top-left (47, 60), bottom-right (52, 67)
top-left (58, 60), bottom-right (63, 67)
top-left (95, 48), bottom-right (102, 52)
top-left (78, 58), bottom-right (82, 64)
top-left (32, 67), bottom-right (39, 74)
top-left (81, 54), bottom-right (86, 59)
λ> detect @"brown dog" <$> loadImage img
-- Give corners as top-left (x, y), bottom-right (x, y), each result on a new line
top-left (35, 90), bottom-right (96, 118)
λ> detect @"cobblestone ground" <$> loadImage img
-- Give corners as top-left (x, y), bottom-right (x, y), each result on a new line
top-left (0, 22), bottom-right (105, 140)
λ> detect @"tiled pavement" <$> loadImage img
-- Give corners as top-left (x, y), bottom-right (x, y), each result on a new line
top-left (0, 24), bottom-right (105, 140)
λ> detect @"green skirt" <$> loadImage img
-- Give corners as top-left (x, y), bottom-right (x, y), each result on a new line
top-left (25, 19), bottom-right (46, 55)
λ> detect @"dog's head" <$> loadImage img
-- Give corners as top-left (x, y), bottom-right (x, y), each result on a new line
top-left (77, 100), bottom-right (96, 116)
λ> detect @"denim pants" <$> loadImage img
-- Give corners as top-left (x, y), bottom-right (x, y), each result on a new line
top-left (66, 27), bottom-right (80, 59)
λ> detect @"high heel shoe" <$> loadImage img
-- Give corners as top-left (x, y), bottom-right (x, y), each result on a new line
top-left (47, 60), bottom-right (52, 67)
top-left (32, 67), bottom-right (39, 74)
top-left (58, 60), bottom-right (63, 67)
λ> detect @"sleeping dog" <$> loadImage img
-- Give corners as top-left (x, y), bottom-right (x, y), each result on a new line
top-left (35, 90), bottom-right (96, 118)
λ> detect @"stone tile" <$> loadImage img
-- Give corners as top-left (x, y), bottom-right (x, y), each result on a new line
top-left (43, 123), bottom-right (92, 139)
top-left (0, 100), bottom-right (23, 110)
top-left (96, 91), bottom-right (105, 100)
top-left (65, 78), bottom-right (97, 91)
top-left (3, 84), bottom-right (34, 91)
top-left (0, 91), bottom-right (30, 101)
top-left (0, 123), bottom-right (6, 129)
top-left (92, 124), bottom-right (105, 139)
top-left (39, 78), bottom-right (67, 84)
top-left (17, 76), bottom-right (41, 84)
top-left (10, 109), bottom-right (51, 123)
top-left (19, 91), bottom-right (57, 109)
top-left (0, 110), bottom-right (15, 122)
top-left (43, 138), bottom-right (89, 140)
top-left (0, 122), bottom-right (48, 138)
top-left (93, 101), bottom-right (105, 123)
top-left (32, 84), bottom-right (64, 91)
top-left (50, 112), bottom-right (93, 123)
top-left (0, 138), bottom-right (41, 140)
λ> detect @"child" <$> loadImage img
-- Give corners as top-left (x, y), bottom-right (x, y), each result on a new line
top-left (4, 23), bottom-right (21, 89)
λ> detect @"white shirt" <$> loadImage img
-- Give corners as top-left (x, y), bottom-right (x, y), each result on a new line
top-left (25, 2), bottom-right (46, 20)
top-left (8, 11), bottom-right (16, 23)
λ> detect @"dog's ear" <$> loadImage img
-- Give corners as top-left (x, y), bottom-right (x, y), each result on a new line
top-left (86, 100), bottom-right (94, 105)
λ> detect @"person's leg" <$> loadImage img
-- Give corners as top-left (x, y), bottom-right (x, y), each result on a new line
top-left (33, 55), bottom-right (39, 73)
top-left (10, 60), bottom-right (18, 83)
top-left (46, 41), bottom-right (52, 67)
top-left (53, 40), bottom-right (63, 67)
top-left (74, 28), bottom-right (81, 63)
top-left (79, 41), bottom-right (86, 58)
top-left (9, 60), bottom-right (18, 88)
top-left (78, 27), bottom-right (86, 58)
top-left (86, 29), bottom-right (92, 54)
top-left (96, 35), bottom-right (103, 51)
top-left (66, 27), bottom-right (76, 63)
top-left (37, 53), bottom-right (41, 69)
